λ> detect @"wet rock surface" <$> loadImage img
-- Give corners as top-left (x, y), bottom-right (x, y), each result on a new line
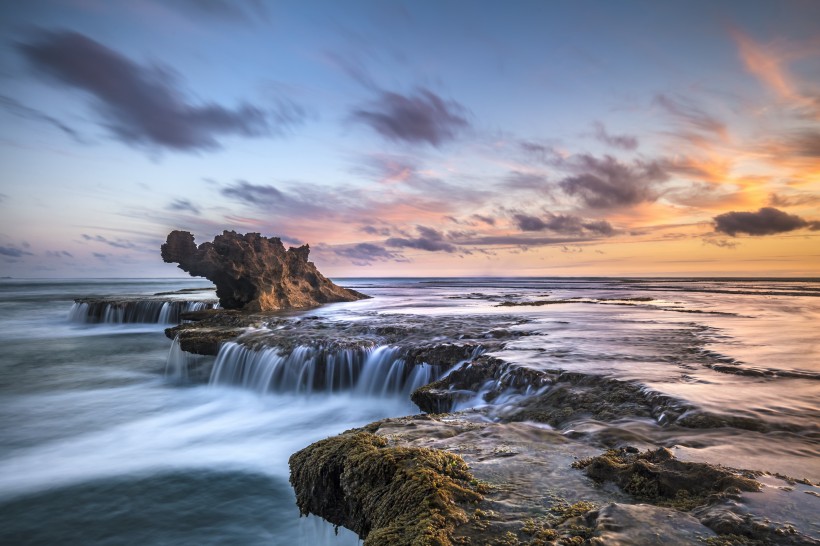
top-left (161, 230), bottom-right (368, 311)
top-left (153, 278), bottom-right (819, 545)
top-left (290, 414), bottom-right (819, 545)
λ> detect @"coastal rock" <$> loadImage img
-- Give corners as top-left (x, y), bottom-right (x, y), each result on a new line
top-left (161, 230), bottom-right (368, 312)
top-left (289, 430), bottom-right (485, 545)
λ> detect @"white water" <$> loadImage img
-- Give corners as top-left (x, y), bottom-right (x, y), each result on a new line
top-left (3, 277), bottom-right (820, 544)
top-left (209, 342), bottom-right (441, 397)
top-left (69, 300), bottom-right (216, 324)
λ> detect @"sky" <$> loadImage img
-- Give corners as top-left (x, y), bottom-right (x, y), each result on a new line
top-left (1, 0), bottom-right (819, 278)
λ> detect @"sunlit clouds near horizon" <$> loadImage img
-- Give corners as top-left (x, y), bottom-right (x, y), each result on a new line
top-left (1, 0), bottom-right (819, 277)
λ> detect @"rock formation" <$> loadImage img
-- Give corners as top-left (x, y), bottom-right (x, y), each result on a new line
top-left (161, 230), bottom-right (368, 312)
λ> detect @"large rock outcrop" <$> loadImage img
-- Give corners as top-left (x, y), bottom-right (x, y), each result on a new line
top-left (161, 230), bottom-right (368, 312)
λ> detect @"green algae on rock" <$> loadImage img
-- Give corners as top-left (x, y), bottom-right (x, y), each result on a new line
top-left (289, 431), bottom-right (485, 546)
top-left (572, 446), bottom-right (761, 510)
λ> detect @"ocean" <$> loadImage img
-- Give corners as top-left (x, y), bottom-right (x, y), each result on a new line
top-left (0, 277), bottom-right (818, 544)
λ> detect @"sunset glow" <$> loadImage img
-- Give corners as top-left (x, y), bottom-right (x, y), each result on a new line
top-left (1, 1), bottom-right (818, 277)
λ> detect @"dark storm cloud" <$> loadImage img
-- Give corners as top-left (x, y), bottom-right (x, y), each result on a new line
top-left (0, 95), bottom-right (84, 142)
top-left (334, 243), bottom-right (403, 265)
top-left (17, 31), bottom-right (301, 152)
top-left (593, 122), bottom-right (638, 151)
top-left (513, 213), bottom-right (614, 235)
top-left (352, 88), bottom-right (469, 146)
top-left (385, 226), bottom-right (458, 252)
top-left (167, 199), bottom-right (201, 215)
top-left (713, 207), bottom-right (820, 236)
top-left (559, 155), bottom-right (667, 209)
top-left (654, 94), bottom-right (727, 138)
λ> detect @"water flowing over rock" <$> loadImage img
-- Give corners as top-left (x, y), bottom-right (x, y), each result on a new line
top-left (161, 230), bottom-right (368, 311)
top-left (70, 299), bottom-right (215, 324)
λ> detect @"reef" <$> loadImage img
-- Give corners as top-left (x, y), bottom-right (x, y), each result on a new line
top-left (161, 230), bottom-right (368, 312)
top-left (152, 281), bottom-right (819, 545)
top-left (290, 414), bottom-right (819, 545)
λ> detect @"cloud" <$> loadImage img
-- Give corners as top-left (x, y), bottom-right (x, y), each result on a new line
top-left (385, 226), bottom-right (458, 252)
top-left (0, 95), bottom-right (84, 142)
top-left (361, 225), bottom-right (391, 236)
top-left (333, 243), bottom-right (403, 265)
top-left (471, 214), bottom-right (496, 226)
top-left (81, 234), bottom-right (138, 249)
top-left (768, 192), bottom-right (820, 207)
top-left (351, 88), bottom-right (469, 146)
top-left (513, 213), bottom-right (615, 235)
top-left (702, 238), bottom-right (738, 249)
top-left (167, 198), bottom-right (201, 215)
top-left (0, 245), bottom-right (33, 258)
top-left (17, 30), bottom-right (301, 152)
top-left (220, 180), bottom-right (337, 217)
top-left (504, 171), bottom-right (550, 192)
top-left (654, 94), bottom-right (727, 139)
top-left (713, 207), bottom-right (820, 236)
top-left (518, 140), bottom-right (561, 164)
top-left (593, 122), bottom-right (638, 150)
top-left (731, 29), bottom-right (820, 120)
top-left (559, 154), bottom-right (667, 209)
top-left (92, 252), bottom-right (108, 259)
top-left (168, 0), bottom-right (270, 25)
top-left (46, 250), bottom-right (74, 258)
top-left (782, 130), bottom-right (820, 158)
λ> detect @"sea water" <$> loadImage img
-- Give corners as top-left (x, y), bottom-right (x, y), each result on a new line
top-left (0, 277), bottom-right (818, 544)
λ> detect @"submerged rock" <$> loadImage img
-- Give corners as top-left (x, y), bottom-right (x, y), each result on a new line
top-left (161, 230), bottom-right (368, 312)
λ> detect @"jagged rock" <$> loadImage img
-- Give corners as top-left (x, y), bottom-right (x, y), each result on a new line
top-left (161, 230), bottom-right (368, 311)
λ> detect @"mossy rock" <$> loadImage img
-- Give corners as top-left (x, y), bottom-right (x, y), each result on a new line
top-left (573, 447), bottom-right (760, 510)
top-left (289, 431), bottom-right (484, 545)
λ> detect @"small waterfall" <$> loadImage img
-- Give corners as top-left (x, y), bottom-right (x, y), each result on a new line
top-left (69, 300), bottom-right (215, 324)
top-left (164, 336), bottom-right (215, 383)
top-left (209, 342), bottom-right (444, 396)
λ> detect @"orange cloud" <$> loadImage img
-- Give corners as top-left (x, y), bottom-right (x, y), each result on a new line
top-left (731, 29), bottom-right (819, 119)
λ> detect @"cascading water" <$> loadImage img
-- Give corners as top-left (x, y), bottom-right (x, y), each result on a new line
top-left (209, 342), bottom-right (442, 397)
top-left (69, 300), bottom-right (216, 324)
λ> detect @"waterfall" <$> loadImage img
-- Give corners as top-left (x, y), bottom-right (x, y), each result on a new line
top-left (164, 336), bottom-right (215, 383)
top-left (69, 300), bottom-right (216, 324)
top-left (209, 342), bottom-right (444, 396)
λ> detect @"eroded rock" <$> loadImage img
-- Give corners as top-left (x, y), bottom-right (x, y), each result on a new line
top-left (288, 430), bottom-right (485, 545)
top-left (161, 230), bottom-right (368, 311)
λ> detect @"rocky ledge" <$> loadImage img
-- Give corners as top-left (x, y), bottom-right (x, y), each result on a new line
top-left (291, 414), bottom-right (819, 546)
top-left (161, 230), bottom-right (368, 312)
